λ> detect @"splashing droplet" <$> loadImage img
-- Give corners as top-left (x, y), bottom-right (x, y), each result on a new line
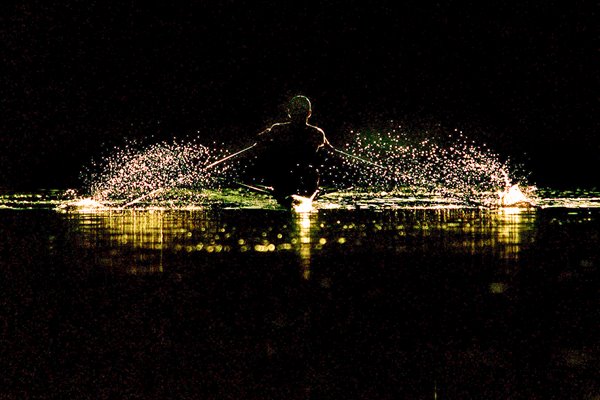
top-left (322, 125), bottom-right (532, 206)
top-left (498, 184), bottom-right (536, 207)
top-left (82, 139), bottom-right (233, 203)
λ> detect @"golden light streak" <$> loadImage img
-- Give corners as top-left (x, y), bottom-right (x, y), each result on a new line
top-left (291, 194), bottom-right (315, 213)
top-left (295, 212), bottom-right (315, 280)
top-left (498, 184), bottom-right (535, 207)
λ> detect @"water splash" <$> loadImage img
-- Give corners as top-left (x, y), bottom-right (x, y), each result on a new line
top-left (498, 184), bottom-right (536, 207)
top-left (322, 125), bottom-right (532, 206)
top-left (82, 139), bottom-right (232, 202)
top-left (80, 125), bottom-right (534, 208)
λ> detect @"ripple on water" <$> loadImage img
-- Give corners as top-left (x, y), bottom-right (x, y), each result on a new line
top-left (1, 189), bottom-right (599, 211)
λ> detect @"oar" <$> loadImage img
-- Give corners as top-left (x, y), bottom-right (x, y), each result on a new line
top-left (120, 143), bottom-right (257, 208)
top-left (202, 143), bottom-right (257, 170)
top-left (329, 145), bottom-right (416, 196)
top-left (235, 181), bottom-right (274, 194)
top-left (330, 147), bottom-right (387, 169)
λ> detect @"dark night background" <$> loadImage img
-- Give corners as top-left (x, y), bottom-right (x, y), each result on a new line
top-left (1, 1), bottom-right (597, 190)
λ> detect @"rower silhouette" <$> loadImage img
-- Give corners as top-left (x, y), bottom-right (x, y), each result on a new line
top-left (246, 95), bottom-right (331, 205)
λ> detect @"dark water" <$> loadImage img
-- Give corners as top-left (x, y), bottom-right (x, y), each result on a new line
top-left (1, 195), bottom-right (599, 399)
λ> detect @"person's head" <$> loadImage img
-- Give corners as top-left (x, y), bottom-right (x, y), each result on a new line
top-left (287, 95), bottom-right (312, 122)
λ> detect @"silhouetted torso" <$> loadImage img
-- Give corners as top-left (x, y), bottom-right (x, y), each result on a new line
top-left (258, 121), bottom-right (326, 167)
top-left (247, 120), bottom-right (327, 198)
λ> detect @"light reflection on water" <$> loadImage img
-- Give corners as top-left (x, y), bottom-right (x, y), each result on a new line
top-left (1, 193), bottom-right (598, 399)
top-left (69, 207), bottom-right (537, 274)
top-left (2, 188), bottom-right (600, 210)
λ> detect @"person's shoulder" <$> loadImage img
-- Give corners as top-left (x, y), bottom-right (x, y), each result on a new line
top-left (271, 122), bottom-right (290, 130)
top-left (258, 122), bottom-right (290, 136)
top-left (307, 124), bottom-right (326, 143)
top-left (268, 122), bottom-right (292, 133)
top-left (307, 123), bottom-right (325, 135)
top-left (306, 123), bottom-right (328, 147)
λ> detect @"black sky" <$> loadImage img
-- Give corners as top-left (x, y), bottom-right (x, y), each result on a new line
top-left (1, 1), bottom-right (597, 189)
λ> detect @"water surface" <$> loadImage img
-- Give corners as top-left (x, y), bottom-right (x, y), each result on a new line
top-left (1, 190), bottom-right (598, 399)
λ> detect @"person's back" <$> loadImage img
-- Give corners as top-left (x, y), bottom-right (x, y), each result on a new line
top-left (248, 96), bottom-right (329, 201)
top-left (258, 121), bottom-right (326, 170)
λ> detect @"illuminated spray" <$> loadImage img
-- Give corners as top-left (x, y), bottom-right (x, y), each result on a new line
top-left (120, 143), bottom-right (257, 208)
top-left (83, 139), bottom-right (239, 203)
top-left (81, 127), bottom-right (534, 208)
top-left (321, 127), bottom-right (534, 206)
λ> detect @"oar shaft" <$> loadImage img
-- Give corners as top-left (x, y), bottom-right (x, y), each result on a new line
top-left (202, 143), bottom-right (257, 170)
top-left (121, 187), bottom-right (166, 208)
top-left (331, 145), bottom-right (415, 196)
top-left (121, 143), bottom-right (257, 208)
top-left (332, 147), bottom-right (387, 169)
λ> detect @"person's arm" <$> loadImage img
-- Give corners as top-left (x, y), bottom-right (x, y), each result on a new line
top-left (257, 126), bottom-right (272, 138)
top-left (316, 127), bottom-right (334, 151)
top-left (258, 122), bottom-right (287, 139)
top-left (323, 134), bottom-right (333, 150)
